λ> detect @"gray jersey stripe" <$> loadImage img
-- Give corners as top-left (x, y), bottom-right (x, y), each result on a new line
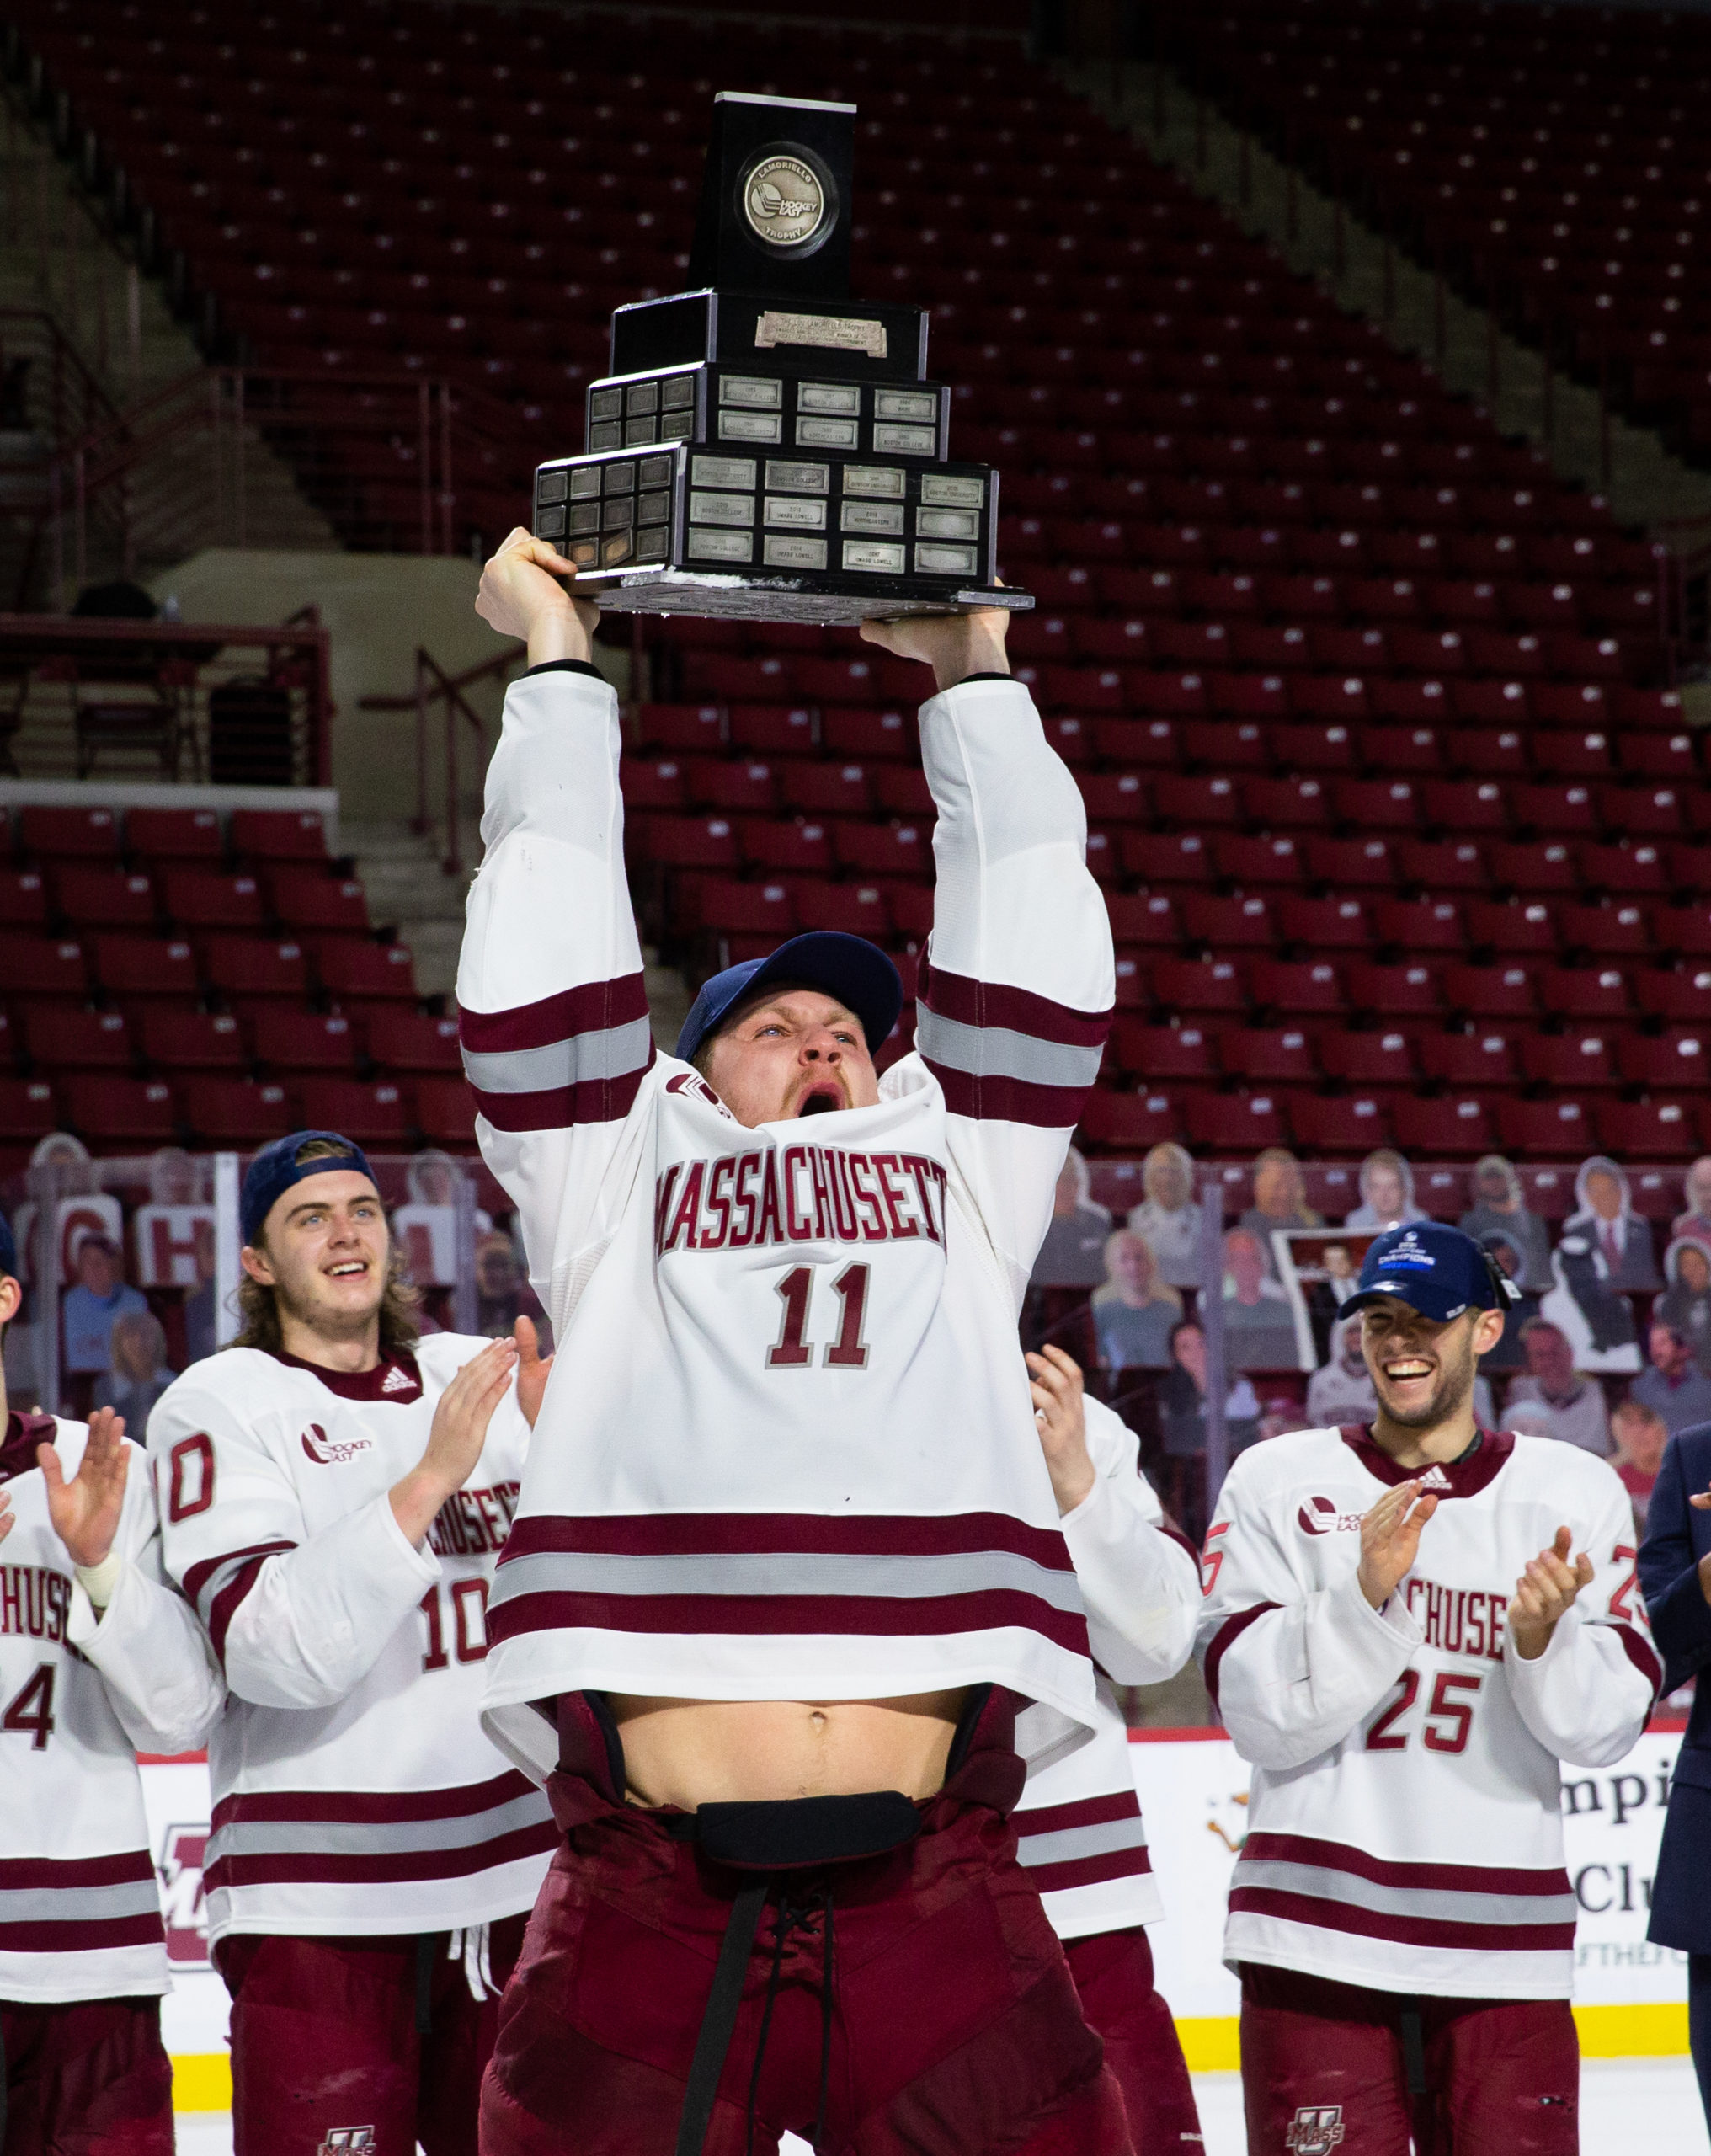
top-left (488, 1546), bottom-right (1085, 1615)
top-left (461, 1016), bottom-right (654, 1096)
top-left (1015, 1816), bottom-right (1150, 1868)
top-left (0, 1881), bottom-right (163, 1923)
top-left (205, 1789), bottom-right (552, 1866)
top-left (1236, 1858), bottom-right (1576, 1928)
top-left (914, 1006), bottom-right (1103, 1091)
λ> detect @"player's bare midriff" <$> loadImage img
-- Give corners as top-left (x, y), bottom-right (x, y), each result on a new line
top-left (609, 1689), bottom-right (972, 1809)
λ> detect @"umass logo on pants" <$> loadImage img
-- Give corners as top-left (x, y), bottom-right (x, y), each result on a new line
top-left (1286, 2107), bottom-right (1346, 2156)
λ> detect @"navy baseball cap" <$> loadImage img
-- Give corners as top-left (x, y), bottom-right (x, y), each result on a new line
top-left (1341, 1221), bottom-right (1516, 1325)
top-left (675, 932), bottom-right (903, 1067)
top-left (240, 1131), bottom-right (379, 1247)
top-left (0, 1210), bottom-right (14, 1283)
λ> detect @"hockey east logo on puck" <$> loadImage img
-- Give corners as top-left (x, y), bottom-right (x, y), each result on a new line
top-left (1286, 2105), bottom-right (1346, 2154)
top-left (301, 1422), bottom-right (375, 1466)
top-left (1296, 1496), bottom-right (1362, 1535)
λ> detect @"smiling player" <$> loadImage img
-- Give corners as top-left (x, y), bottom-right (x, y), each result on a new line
top-left (147, 1132), bottom-right (557, 2156)
top-left (460, 533), bottom-right (1122, 2154)
top-left (1197, 1220), bottom-right (1659, 2155)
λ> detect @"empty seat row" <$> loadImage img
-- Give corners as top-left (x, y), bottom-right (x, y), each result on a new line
top-left (0, 804), bottom-right (332, 862)
top-left (0, 1004), bottom-right (462, 1078)
top-left (1079, 1084), bottom-right (1705, 1160)
top-left (0, 865), bottom-right (370, 936)
top-left (0, 934), bottom-right (418, 1004)
top-left (0, 1072), bottom-right (477, 1154)
top-left (1107, 1019), bottom-right (1711, 1093)
top-left (1107, 954), bottom-right (1711, 1026)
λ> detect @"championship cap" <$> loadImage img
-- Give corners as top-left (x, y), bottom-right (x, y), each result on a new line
top-left (675, 931), bottom-right (903, 1067)
top-left (240, 1131), bottom-right (379, 1247)
top-left (1341, 1220), bottom-right (1520, 1325)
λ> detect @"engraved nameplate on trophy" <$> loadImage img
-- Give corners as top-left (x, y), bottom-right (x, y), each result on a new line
top-left (530, 90), bottom-right (1031, 625)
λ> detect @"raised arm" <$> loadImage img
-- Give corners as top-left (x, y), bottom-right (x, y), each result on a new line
top-left (861, 611), bottom-right (1114, 1300)
top-left (1196, 1460), bottom-right (1423, 1771)
top-left (457, 535), bottom-right (658, 1318)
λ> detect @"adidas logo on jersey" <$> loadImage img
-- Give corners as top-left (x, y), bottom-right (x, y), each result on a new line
top-left (318, 2131), bottom-right (376, 2155)
top-left (1285, 2107), bottom-right (1345, 2155)
top-left (1417, 1465), bottom-right (1453, 1491)
top-left (381, 1364), bottom-right (414, 1394)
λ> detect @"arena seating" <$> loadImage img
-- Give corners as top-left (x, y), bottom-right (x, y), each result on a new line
top-left (0, 803), bottom-right (466, 1166)
top-left (1156, 0), bottom-right (1711, 462)
top-left (15, 2), bottom-right (1710, 1162)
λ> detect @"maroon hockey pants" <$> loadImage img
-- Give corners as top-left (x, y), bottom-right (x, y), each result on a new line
top-left (1239, 1964), bottom-right (1579, 2154)
top-left (219, 1920), bottom-right (526, 2156)
top-left (479, 1690), bottom-right (1134, 2156)
top-left (0, 1995), bottom-right (173, 2156)
top-left (1063, 1929), bottom-right (1202, 2153)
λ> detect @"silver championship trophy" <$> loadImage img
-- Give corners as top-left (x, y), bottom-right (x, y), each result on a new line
top-left (530, 91), bottom-right (1031, 625)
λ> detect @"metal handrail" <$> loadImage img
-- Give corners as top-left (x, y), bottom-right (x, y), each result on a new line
top-left (359, 644), bottom-right (527, 877)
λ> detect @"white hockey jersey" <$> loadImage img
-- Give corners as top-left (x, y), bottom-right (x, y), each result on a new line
top-left (456, 666), bottom-right (1115, 1770)
top-left (146, 1338), bottom-right (555, 1944)
top-left (1197, 1424), bottom-right (1660, 1999)
top-left (1, 1412), bottom-right (224, 2003)
top-left (1014, 1397), bottom-right (1200, 1939)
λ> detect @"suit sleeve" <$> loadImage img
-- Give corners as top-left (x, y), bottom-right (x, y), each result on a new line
top-left (1195, 1460), bottom-right (1421, 1770)
top-left (455, 664), bottom-right (665, 1329)
top-left (907, 675), bottom-right (1113, 1305)
top-left (63, 1437), bottom-right (226, 1756)
top-left (1638, 1430), bottom-right (1711, 1687)
top-left (1505, 1468), bottom-right (1661, 1767)
top-left (1058, 1396), bottom-right (1200, 1685)
top-left (147, 1375), bottom-right (440, 1711)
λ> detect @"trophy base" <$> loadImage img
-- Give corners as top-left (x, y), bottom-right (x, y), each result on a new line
top-left (576, 568), bottom-right (1033, 627)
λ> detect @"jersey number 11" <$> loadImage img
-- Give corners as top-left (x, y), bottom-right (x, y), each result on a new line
top-left (767, 1263), bottom-right (871, 1370)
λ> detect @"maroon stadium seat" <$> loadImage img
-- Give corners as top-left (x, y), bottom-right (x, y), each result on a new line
top-left (52, 867), bottom-right (158, 931)
top-left (183, 1078), bottom-right (294, 1147)
top-left (231, 808), bottom-right (331, 860)
top-left (317, 942), bottom-right (418, 1004)
top-left (138, 1008), bottom-right (247, 1072)
top-left (1110, 1022), bottom-right (1220, 1082)
top-left (24, 1008), bottom-right (133, 1071)
top-left (416, 1076), bottom-right (479, 1149)
top-left (251, 1010), bottom-right (360, 1074)
top-left (1184, 1091), bottom-right (1292, 1151)
top-left (19, 807), bottom-right (119, 861)
top-left (61, 1075), bottom-right (178, 1150)
top-left (1079, 1090), bottom-right (1183, 1150)
top-left (1391, 1096), bottom-right (1497, 1157)
top-left (1291, 1093), bottom-right (1394, 1153)
top-left (94, 935), bottom-right (199, 1001)
top-left (125, 806), bottom-right (224, 862)
top-left (296, 1078), bottom-right (414, 1145)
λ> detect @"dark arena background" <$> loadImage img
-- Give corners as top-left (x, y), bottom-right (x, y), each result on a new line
top-left (1, 0), bottom-right (1708, 2137)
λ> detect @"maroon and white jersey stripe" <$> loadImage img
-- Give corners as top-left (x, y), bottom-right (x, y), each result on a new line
top-left (1228, 1833), bottom-right (1578, 1957)
top-left (1013, 1398), bottom-right (1200, 1940)
top-left (148, 1337), bottom-right (552, 1942)
top-left (1196, 1423), bottom-right (1659, 1998)
top-left (0, 1850), bottom-right (166, 1960)
top-left (0, 1413), bottom-right (224, 2002)
top-left (915, 966), bottom-right (1108, 1130)
top-left (205, 1769), bottom-right (557, 1903)
top-left (459, 971), bottom-right (655, 1132)
top-left (456, 668), bottom-right (1115, 1766)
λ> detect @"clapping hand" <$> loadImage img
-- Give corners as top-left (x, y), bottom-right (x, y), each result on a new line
top-left (1508, 1526), bottom-right (1594, 1661)
top-left (39, 1408), bottom-right (130, 1570)
top-left (1025, 1345), bottom-right (1096, 1516)
top-left (514, 1315), bottom-right (553, 1430)
top-left (1356, 1480), bottom-right (1438, 1609)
